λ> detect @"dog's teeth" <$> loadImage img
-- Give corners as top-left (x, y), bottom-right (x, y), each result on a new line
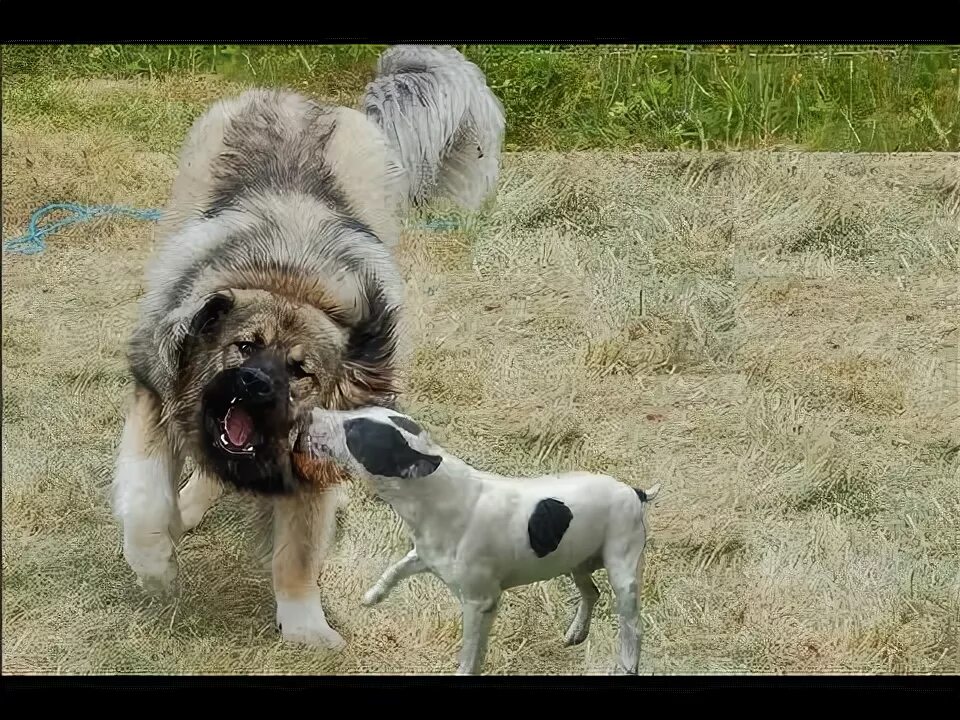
top-left (221, 433), bottom-right (230, 446)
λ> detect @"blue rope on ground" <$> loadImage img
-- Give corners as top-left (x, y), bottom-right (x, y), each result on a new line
top-left (421, 218), bottom-right (461, 231)
top-left (3, 202), bottom-right (163, 256)
top-left (3, 202), bottom-right (463, 257)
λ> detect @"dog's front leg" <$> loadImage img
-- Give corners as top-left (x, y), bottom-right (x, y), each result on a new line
top-left (178, 467), bottom-right (224, 533)
top-left (362, 549), bottom-right (427, 606)
top-left (272, 488), bottom-right (345, 650)
top-left (112, 387), bottom-right (184, 595)
top-left (456, 594), bottom-right (500, 675)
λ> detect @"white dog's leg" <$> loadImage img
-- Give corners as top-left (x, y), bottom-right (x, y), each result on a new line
top-left (362, 549), bottom-right (427, 606)
top-left (606, 551), bottom-right (645, 675)
top-left (272, 488), bottom-right (345, 650)
top-left (564, 570), bottom-right (600, 646)
top-left (456, 595), bottom-right (500, 675)
top-left (178, 467), bottom-right (224, 533)
top-left (112, 389), bottom-right (183, 595)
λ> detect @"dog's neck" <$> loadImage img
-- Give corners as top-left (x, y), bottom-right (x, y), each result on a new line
top-left (371, 452), bottom-right (484, 546)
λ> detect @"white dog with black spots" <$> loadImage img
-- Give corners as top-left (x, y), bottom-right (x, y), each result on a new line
top-left (298, 405), bottom-right (661, 675)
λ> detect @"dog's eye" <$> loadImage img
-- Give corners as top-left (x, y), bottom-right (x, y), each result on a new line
top-left (234, 342), bottom-right (257, 358)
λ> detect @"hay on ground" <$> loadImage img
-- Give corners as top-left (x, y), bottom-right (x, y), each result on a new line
top-left (2, 83), bottom-right (959, 675)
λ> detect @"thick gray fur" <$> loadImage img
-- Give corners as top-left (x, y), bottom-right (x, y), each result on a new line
top-left (362, 45), bottom-right (506, 211)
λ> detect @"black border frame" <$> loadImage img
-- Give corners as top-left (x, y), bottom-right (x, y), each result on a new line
top-left (2, 6), bottom-right (960, 45)
top-left (3, 17), bottom-right (959, 704)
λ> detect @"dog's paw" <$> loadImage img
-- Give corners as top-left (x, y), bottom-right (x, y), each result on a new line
top-left (563, 623), bottom-right (590, 647)
top-left (361, 587), bottom-right (384, 606)
top-left (124, 539), bottom-right (179, 597)
top-left (137, 569), bottom-right (180, 598)
top-left (276, 596), bottom-right (346, 650)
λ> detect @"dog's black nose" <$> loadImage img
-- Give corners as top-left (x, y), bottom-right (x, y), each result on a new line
top-left (236, 366), bottom-right (273, 399)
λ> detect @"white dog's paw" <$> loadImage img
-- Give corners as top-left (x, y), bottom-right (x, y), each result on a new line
top-left (564, 622), bottom-right (590, 647)
top-left (361, 586), bottom-right (384, 606)
top-left (124, 541), bottom-right (179, 597)
top-left (276, 596), bottom-right (346, 650)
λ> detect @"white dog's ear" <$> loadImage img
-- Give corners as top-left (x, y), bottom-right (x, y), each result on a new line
top-left (156, 290), bottom-right (235, 374)
top-left (344, 417), bottom-right (441, 479)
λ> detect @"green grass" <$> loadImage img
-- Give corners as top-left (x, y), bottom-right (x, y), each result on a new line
top-left (3, 43), bottom-right (959, 152)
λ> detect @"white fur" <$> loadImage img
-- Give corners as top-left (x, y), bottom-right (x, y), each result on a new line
top-left (177, 469), bottom-right (224, 533)
top-left (275, 594), bottom-right (346, 650)
top-left (112, 402), bottom-right (184, 594)
top-left (362, 45), bottom-right (506, 210)
top-left (301, 406), bottom-right (661, 675)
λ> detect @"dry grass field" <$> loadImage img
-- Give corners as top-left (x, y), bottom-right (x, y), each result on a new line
top-left (2, 74), bottom-right (959, 675)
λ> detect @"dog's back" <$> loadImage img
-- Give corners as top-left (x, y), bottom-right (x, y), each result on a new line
top-left (157, 89), bottom-right (407, 253)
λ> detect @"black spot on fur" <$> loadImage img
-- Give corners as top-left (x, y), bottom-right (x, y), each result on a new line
top-left (388, 415), bottom-right (423, 435)
top-left (527, 498), bottom-right (573, 558)
top-left (344, 417), bottom-right (441, 479)
top-left (634, 487), bottom-right (647, 502)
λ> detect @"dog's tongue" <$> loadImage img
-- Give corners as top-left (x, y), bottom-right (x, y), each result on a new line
top-left (224, 406), bottom-right (253, 447)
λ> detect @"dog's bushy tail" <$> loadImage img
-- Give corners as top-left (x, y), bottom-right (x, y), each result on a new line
top-left (361, 45), bottom-right (506, 211)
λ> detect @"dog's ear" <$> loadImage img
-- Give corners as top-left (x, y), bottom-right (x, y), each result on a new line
top-left (156, 290), bottom-right (235, 374)
top-left (399, 452), bottom-right (442, 479)
top-left (343, 417), bottom-right (441, 479)
top-left (336, 279), bottom-right (400, 406)
top-left (387, 414), bottom-right (423, 437)
top-left (186, 291), bottom-right (235, 340)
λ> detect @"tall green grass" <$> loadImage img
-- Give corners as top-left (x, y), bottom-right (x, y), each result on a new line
top-left (4, 44), bottom-right (959, 151)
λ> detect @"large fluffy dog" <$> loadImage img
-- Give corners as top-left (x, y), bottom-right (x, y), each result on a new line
top-left (112, 45), bottom-right (505, 649)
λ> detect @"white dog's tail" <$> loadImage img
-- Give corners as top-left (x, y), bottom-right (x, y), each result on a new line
top-left (361, 45), bottom-right (506, 211)
top-left (635, 483), bottom-right (661, 503)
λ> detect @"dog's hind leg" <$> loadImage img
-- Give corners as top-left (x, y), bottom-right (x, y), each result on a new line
top-left (564, 568), bottom-right (600, 647)
top-left (178, 468), bottom-right (224, 533)
top-left (604, 541), bottom-right (647, 676)
top-left (272, 487), bottom-right (346, 650)
top-left (456, 594), bottom-right (501, 675)
top-left (361, 548), bottom-right (427, 606)
top-left (112, 387), bottom-right (183, 595)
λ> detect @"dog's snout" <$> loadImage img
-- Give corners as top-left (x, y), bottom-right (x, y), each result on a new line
top-left (237, 367), bottom-right (274, 399)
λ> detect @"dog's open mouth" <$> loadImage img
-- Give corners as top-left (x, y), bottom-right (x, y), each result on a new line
top-left (217, 399), bottom-right (261, 456)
